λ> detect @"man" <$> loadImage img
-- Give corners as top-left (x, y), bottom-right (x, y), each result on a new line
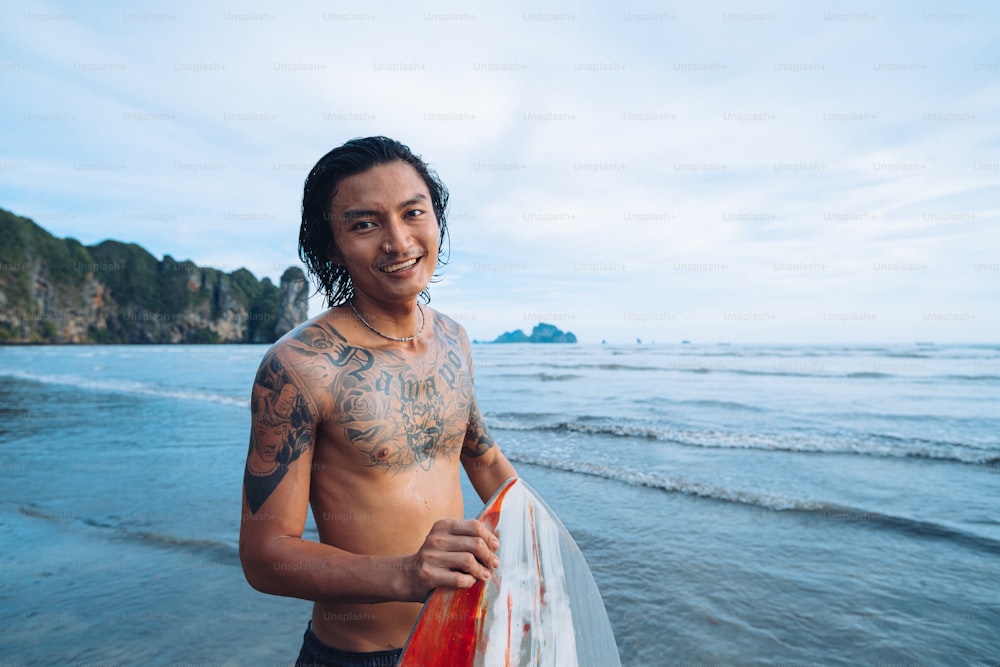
top-left (239, 136), bottom-right (517, 667)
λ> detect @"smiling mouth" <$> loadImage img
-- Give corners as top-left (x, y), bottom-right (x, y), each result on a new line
top-left (380, 256), bottom-right (420, 273)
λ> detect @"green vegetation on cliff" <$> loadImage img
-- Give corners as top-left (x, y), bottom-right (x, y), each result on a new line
top-left (0, 209), bottom-right (90, 305)
top-left (0, 207), bottom-right (307, 344)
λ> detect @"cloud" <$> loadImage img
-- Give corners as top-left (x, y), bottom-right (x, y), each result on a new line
top-left (1, 0), bottom-right (996, 342)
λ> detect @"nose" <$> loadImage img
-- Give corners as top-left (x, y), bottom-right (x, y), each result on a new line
top-left (382, 215), bottom-right (411, 255)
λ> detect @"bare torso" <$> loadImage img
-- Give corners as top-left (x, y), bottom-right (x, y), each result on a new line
top-left (267, 307), bottom-right (478, 650)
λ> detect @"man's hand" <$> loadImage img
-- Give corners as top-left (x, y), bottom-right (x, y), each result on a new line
top-left (405, 519), bottom-right (500, 600)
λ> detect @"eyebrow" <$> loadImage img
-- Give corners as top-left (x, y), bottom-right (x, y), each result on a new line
top-left (340, 194), bottom-right (429, 221)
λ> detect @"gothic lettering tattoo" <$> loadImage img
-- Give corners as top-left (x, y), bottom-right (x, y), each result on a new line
top-left (335, 329), bottom-right (470, 473)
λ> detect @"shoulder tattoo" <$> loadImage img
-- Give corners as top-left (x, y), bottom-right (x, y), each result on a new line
top-left (243, 353), bottom-right (315, 514)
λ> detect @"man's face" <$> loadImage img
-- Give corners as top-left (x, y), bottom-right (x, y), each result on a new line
top-left (327, 161), bottom-right (440, 305)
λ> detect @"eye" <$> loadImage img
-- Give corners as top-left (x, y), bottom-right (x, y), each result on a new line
top-left (406, 209), bottom-right (425, 218)
top-left (351, 220), bottom-right (376, 230)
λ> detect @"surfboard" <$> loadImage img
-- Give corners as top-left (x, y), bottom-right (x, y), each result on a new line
top-left (398, 477), bottom-right (621, 666)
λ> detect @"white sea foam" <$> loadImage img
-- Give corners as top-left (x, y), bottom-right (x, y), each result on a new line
top-left (3, 369), bottom-right (248, 408)
top-left (504, 452), bottom-right (829, 512)
top-left (489, 417), bottom-right (997, 464)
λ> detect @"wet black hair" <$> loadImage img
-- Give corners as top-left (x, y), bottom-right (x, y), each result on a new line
top-left (298, 136), bottom-right (450, 307)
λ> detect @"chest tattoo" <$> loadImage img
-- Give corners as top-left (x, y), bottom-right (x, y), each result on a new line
top-left (243, 315), bottom-right (478, 514)
top-left (333, 336), bottom-right (471, 472)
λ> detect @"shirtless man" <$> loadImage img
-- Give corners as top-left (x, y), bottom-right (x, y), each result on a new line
top-left (239, 136), bottom-right (517, 667)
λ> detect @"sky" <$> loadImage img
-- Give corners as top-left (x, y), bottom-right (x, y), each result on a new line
top-left (1, 0), bottom-right (997, 344)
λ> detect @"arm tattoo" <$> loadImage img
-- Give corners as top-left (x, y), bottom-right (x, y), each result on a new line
top-left (244, 353), bottom-right (315, 514)
top-left (461, 398), bottom-right (496, 459)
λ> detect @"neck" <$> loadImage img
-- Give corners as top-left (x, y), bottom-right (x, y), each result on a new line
top-left (347, 296), bottom-right (424, 342)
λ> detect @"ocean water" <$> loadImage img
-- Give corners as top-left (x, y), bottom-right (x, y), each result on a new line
top-left (1, 342), bottom-right (999, 666)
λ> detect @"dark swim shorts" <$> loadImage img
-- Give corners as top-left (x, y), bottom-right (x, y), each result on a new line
top-left (294, 622), bottom-right (403, 667)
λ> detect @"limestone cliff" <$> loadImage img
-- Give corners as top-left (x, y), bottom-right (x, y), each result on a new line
top-left (275, 267), bottom-right (310, 341)
top-left (0, 207), bottom-right (308, 344)
top-left (490, 322), bottom-right (578, 344)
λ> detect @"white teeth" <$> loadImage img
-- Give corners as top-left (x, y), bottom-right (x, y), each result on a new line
top-left (383, 257), bottom-right (418, 273)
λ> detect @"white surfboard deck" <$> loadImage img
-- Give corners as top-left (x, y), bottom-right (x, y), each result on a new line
top-left (398, 477), bottom-right (621, 666)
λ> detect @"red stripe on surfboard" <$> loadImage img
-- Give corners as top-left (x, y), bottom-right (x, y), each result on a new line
top-left (505, 591), bottom-right (513, 666)
top-left (527, 503), bottom-right (545, 605)
top-left (397, 478), bottom-right (518, 666)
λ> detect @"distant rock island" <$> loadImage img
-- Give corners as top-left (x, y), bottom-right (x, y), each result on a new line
top-left (489, 322), bottom-right (577, 344)
top-left (0, 207), bottom-right (308, 344)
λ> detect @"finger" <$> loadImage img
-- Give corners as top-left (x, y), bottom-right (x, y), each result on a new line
top-left (420, 562), bottom-right (489, 592)
top-left (437, 550), bottom-right (494, 582)
top-left (417, 564), bottom-right (481, 595)
top-left (443, 519), bottom-right (500, 551)
top-left (444, 571), bottom-right (479, 589)
top-left (462, 535), bottom-right (500, 569)
top-left (432, 533), bottom-right (500, 569)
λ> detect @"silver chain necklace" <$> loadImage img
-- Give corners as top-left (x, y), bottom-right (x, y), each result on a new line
top-left (348, 300), bottom-right (425, 342)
